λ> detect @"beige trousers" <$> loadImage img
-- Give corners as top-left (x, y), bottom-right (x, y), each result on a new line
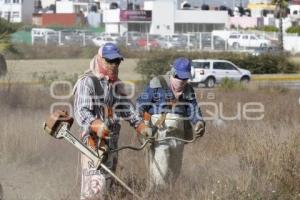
top-left (146, 113), bottom-right (186, 191)
top-left (80, 131), bottom-right (119, 200)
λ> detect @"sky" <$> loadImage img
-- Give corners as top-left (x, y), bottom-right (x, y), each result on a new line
top-left (41, 0), bottom-right (250, 9)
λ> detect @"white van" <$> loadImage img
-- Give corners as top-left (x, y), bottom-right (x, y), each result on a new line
top-left (189, 59), bottom-right (251, 88)
top-left (228, 33), bottom-right (271, 49)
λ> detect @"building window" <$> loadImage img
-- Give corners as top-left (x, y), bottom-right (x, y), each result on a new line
top-left (12, 11), bottom-right (19, 19)
top-left (4, 12), bottom-right (10, 20)
top-left (5, 0), bottom-right (11, 3)
top-left (13, 0), bottom-right (19, 3)
top-left (128, 23), bottom-right (150, 33)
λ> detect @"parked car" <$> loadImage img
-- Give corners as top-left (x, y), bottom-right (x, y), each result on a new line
top-left (116, 31), bottom-right (145, 48)
top-left (135, 36), bottom-right (160, 48)
top-left (158, 37), bottom-right (182, 49)
top-left (228, 33), bottom-right (271, 49)
top-left (200, 34), bottom-right (226, 50)
top-left (98, 32), bottom-right (120, 41)
top-left (158, 35), bottom-right (187, 49)
top-left (251, 46), bottom-right (283, 56)
top-left (92, 36), bottom-right (117, 46)
top-left (189, 59), bottom-right (251, 88)
top-left (121, 31), bottom-right (144, 40)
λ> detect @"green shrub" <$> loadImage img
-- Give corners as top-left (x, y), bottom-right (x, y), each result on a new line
top-left (0, 18), bottom-right (21, 35)
top-left (136, 51), bottom-right (297, 81)
top-left (258, 25), bottom-right (278, 32)
top-left (286, 26), bottom-right (300, 35)
top-left (220, 77), bottom-right (246, 90)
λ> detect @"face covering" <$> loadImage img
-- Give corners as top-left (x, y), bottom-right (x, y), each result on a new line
top-left (97, 56), bottom-right (119, 82)
top-left (170, 76), bottom-right (187, 99)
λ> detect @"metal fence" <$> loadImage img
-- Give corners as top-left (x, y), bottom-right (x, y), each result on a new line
top-left (32, 30), bottom-right (98, 46)
top-left (31, 29), bottom-right (293, 53)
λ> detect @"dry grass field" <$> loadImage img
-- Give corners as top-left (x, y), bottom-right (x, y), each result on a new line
top-left (0, 59), bottom-right (300, 200)
top-left (4, 59), bottom-right (140, 82)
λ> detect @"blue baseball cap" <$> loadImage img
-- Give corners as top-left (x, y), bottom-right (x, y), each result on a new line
top-left (172, 57), bottom-right (191, 79)
top-left (98, 43), bottom-right (123, 60)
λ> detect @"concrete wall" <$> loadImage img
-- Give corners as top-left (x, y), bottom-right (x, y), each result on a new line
top-left (150, 0), bottom-right (175, 35)
top-left (284, 36), bottom-right (300, 53)
top-left (103, 9), bottom-right (120, 23)
top-left (56, 1), bottom-right (74, 13)
top-left (105, 23), bottom-right (119, 33)
top-left (174, 10), bottom-right (228, 24)
top-left (289, 5), bottom-right (300, 17)
top-left (22, 0), bottom-right (34, 23)
top-left (41, 13), bottom-right (77, 27)
top-left (87, 12), bottom-right (101, 28)
top-left (229, 16), bottom-right (262, 28)
top-left (119, 23), bottom-right (128, 35)
top-left (144, 1), bottom-right (153, 10)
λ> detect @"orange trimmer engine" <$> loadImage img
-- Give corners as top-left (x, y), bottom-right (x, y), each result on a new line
top-left (43, 110), bottom-right (74, 138)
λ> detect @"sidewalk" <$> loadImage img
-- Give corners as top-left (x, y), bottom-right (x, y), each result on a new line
top-left (252, 74), bottom-right (300, 81)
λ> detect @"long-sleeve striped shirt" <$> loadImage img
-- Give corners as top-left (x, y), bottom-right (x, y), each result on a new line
top-left (73, 75), bottom-right (142, 132)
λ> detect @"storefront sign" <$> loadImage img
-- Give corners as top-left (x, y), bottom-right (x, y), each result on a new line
top-left (120, 10), bottom-right (152, 21)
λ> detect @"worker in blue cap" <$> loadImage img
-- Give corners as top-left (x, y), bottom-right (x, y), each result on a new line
top-left (74, 43), bottom-right (152, 199)
top-left (136, 57), bottom-right (206, 191)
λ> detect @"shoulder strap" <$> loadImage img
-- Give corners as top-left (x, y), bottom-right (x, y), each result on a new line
top-left (157, 75), bottom-right (169, 89)
top-left (89, 75), bottom-right (104, 96)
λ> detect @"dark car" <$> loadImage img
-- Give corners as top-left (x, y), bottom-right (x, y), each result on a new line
top-left (251, 46), bottom-right (286, 56)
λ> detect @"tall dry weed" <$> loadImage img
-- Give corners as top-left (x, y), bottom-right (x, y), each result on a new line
top-left (0, 84), bottom-right (299, 199)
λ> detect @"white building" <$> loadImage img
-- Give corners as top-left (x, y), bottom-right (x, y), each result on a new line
top-left (247, 1), bottom-right (275, 18)
top-left (98, 0), bottom-right (127, 10)
top-left (103, 0), bottom-right (229, 35)
top-left (56, 0), bottom-right (97, 14)
top-left (56, 0), bottom-right (101, 27)
top-left (0, 0), bottom-right (35, 23)
top-left (248, 0), bottom-right (272, 3)
top-left (289, 4), bottom-right (300, 19)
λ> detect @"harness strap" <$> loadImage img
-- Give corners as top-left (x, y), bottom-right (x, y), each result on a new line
top-left (89, 75), bottom-right (104, 97)
top-left (157, 75), bottom-right (169, 89)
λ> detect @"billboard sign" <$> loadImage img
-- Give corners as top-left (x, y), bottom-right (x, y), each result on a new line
top-left (120, 10), bottom-right (152, 21)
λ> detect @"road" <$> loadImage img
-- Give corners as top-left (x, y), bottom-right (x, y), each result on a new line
top-left (255, 81), bottom-right (300, 90)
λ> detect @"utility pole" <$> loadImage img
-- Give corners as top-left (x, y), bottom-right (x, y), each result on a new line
top-left (275, 0), bottom-right (284, 51)
top-left (8, 1), bottom-right (12, 22)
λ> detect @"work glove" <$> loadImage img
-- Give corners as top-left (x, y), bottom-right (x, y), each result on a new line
top-left (136, 122), bottom-right (153, 139)
top-left (194, 120), bottom-right (206, 137)
top-left (90, 119), bottom-right (111, 140)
